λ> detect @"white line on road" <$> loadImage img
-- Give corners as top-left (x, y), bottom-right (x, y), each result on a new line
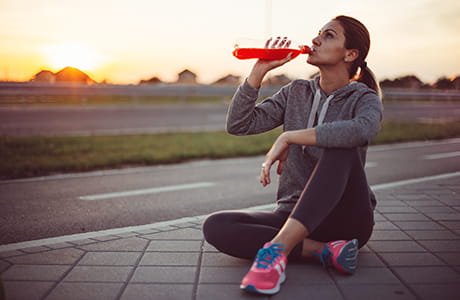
top-left (2, 171), bottom-right (459, 252)
top-left (79, 182), bottom-right (216, 200)
top-left (423, 151), bottom-right (460, 160)
top-left (371, 171), bottom-right (460, 191)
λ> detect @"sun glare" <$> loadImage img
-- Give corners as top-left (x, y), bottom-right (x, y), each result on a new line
top-left (41, 43), bottom-right (105, 71)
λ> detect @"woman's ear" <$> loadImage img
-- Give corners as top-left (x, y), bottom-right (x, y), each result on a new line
top-left (344, 49), bottom-right (359, 62)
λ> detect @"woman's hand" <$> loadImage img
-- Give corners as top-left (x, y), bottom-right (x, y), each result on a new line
top-left (247, 37), bottom-right (295, 88)
top-left (260, 133), bottom-right (290, 187)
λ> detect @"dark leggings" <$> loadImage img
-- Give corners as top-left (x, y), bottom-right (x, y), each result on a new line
top-left (202, 148), bottom-right (375, 261)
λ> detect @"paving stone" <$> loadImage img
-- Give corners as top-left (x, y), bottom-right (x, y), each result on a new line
top-left (333, 267), bottom-right (400, 284)
top-left (3, 281), bottom-right (55, 300)
top-left (0, 250), bottom-right (23, 258)
top-left (393, 221), bottom-right (444, 230)
top-left (373, 221), bottom-right (399, 230)
top-left (340, 284), bottom-right (417, 300)
top-left (201, 252), bottom-right (249, 267)
top-left (418, 240), bottom-right (460, 252)
top-left (130, 266), bottom-right (196, 283)
top-left (377, 206), bottom-right (417, 213)
top-left (6, 248), bottom-right (84, 265)
top-left (439, 221), bottom-right (460, 229)
top-left (64, 266), bottom-right (133, 282)
top-left (139, 252), bottom-right (199, 266)
top-left (405, 230), bottom-right (459, 240)
top-left (120, 283), bottom-right (194, 300)
top-left (197, 283), bottom-right (269, 300)
top-left (393, 266), bottom-right (460, 283)
top-left (114, 232), bottom-right (139, 238)
top-left (410, 283), bottom-right (460, 300)
top-left (202, 241), bottom-right (219, 253)
top-left (69, 239), bottom-right (98, 246)
top-left (415, 206), bottom-right (458, 213)
top-left (132, 228), bottom-right (160, 235)
top-left (376, 200), bottom-right (407, 207)
top-left (21, 246), bottom-right (50, 253)
top-left (146, 240), bottom-right (202, 252)
top-left (425, 213), bottom-right (460, 221)
top-left (384, 214), bottom-right (430, 221)
top-left (405, 200), bottom-right (444, 207)
top-left (370, 230), bottom-right (411, 241)
top-left (436, 252), bottom-right (460, 265)
top-left (79, 237), bottom-right (148, 251)
top-left (367, 241), bottom-right (426, 253)
top-left (142, 228), bottom-right (203, 240)
top-left (47, 282), bottom-right (123, 300)
top-left (200, 266), bottom-right (247, 284)
top-left (46, 242), bottom-right (75, 249)
top-left (78, 252), bottom-right (141, 266)
top-left (2, 264), bottom-right (70, 281)
top-left (283, 263), bottom-right (334, 285)
top-left (358, 252), bottom-right (386, 267)
top-left (92, 235), bottom-right (122, 242)
top-left (272, 284), bottom-right (343, 300)
top-left (379, 252), bottom-right (445, 266)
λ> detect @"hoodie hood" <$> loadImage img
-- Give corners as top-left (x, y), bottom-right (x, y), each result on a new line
top-left (306, 77), bottom-right (376, 130)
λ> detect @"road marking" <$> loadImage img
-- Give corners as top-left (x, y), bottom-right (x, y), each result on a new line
top-left (2, 171), bottom-right (459, 252)
top-left (79, 182), bottom-right (216, 200)
top-left (365, 162), bottom-right (377, 168)
top-left (423, 151), bottom-right (460, 160)
top-left (371, 171), bottom-right (460, 191)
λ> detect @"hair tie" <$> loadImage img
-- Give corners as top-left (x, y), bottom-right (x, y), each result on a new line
top-left (361, 61), bottom-right (367, 69)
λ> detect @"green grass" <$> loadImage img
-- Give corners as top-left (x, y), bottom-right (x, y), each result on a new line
top-left (1, 120), bottom-right (459, 180)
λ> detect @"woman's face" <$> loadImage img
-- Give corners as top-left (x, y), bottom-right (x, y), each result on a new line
top-left (307, 20), bottom-right (349, 67)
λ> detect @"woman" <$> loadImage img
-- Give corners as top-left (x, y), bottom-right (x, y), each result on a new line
top-left (202, 15), bottom-right (383, 295)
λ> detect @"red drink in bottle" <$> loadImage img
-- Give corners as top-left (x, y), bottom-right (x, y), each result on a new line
top-left (233, 45), bottom-right (311, 60)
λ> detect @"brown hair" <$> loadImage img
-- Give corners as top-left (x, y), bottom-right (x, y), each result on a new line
top-left (333, 15), bottom-right (381, 97)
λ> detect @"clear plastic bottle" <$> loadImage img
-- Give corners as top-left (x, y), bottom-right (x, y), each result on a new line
top-left (232, 37), bottom-right (310, 60)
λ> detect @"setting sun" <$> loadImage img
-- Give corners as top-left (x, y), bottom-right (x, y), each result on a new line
top-left (41, 43), bottom-right (105, 72)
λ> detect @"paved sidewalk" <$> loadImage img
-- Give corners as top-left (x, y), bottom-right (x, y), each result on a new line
top-left (1, 174), bottom-right (459, 300)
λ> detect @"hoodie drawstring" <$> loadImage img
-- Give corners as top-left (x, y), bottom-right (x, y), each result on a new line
top-left (303, 89), bottom-right (334, 151)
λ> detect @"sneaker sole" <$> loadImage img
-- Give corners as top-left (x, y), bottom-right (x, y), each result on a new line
top-left (334, 239), bottom-right (358, 274)
top-left (240, 273), bottom-right (286, 295)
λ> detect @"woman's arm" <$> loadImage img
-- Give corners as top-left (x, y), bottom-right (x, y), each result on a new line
top-left (259, 128), bottom-right (317, 186)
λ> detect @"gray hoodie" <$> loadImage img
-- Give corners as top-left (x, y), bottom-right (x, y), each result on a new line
top-left (226, 77), bottom-right (383, 212)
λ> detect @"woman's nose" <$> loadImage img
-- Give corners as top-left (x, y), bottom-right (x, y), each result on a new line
top-left (312, 36), bottom-right (320, 46)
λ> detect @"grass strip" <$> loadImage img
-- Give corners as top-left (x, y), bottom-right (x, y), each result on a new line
top-left (1, 120), bottom-right (459, 180)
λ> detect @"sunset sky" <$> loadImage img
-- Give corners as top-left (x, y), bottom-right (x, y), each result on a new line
top-left (1, 0), bottom-right (459, 84)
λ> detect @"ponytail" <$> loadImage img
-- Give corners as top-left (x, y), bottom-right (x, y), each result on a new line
top-left (357, 64), bottom-right (382, 99)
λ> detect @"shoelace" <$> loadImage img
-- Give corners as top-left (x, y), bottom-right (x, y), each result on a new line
top-left (255, 243), bottom-right (284, 269)
top-left (311, 246), bottom-right (332, 268)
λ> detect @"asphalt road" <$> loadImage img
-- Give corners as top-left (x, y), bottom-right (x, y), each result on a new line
top-left (1, 138), bottom-right (459, 245)
top-left (1, 101), bottom-right (460, 136)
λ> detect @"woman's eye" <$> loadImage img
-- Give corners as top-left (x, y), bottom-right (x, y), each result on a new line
top-left (326, 33), bottom-right (333, 38)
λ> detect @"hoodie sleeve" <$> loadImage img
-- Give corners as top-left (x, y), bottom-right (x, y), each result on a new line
top-left (315, 92), bottom-right (383, 148)
top-left (226, 79), bottom-right (289, 136)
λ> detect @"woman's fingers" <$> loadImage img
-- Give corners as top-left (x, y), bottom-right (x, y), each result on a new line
top-left (260, 161), bottom-right (272, 186)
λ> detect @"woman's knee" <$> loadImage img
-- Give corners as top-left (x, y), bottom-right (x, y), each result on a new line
top-left (202, 211), bottom-right (234, 246)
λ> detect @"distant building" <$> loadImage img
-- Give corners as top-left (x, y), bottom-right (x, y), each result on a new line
top-left (177, 69), bottom-right (197, 84)
top-left (32, 70), bottom-right (55, 83)
top-left (31, 67), bottom-right (94, 84)
top-left (212, 74), bottom-right (241, 85)
top-left (139, 76), bottom-right (162, 85)
top-left (55, 67), bottom-right (93, 84)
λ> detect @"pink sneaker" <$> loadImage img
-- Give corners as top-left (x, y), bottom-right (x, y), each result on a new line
top-left (313, 239), bottom-right (358, 274)
top-left (240, 243), bottom-right (287, 295)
